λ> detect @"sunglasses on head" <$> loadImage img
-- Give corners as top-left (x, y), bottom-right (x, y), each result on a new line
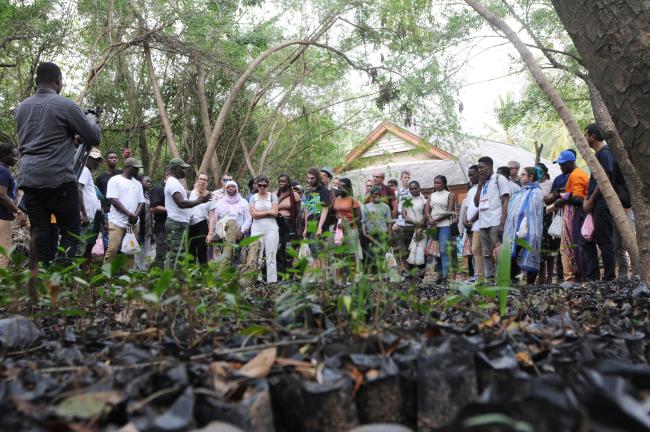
top-left (223, 177), bottom-right (233, 182)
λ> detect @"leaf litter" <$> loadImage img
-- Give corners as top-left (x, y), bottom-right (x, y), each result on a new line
top-left (0, 279), bottom-right (649, 431)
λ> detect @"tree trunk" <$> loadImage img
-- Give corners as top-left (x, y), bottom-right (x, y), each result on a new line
top-left (551, 1), bottom-right (650, 204)
top-left (551, 0), bottom-right (650, 284)
top-left (194, 56), bottom-right (221, 180)
top-left (117, 51), bottom-right (150, 173)
top-left (464, 0), bottom-right (641, 278)
top-left (587, 79), bottom-right (650, 282)
top-left (143, 40), bottom-right (180, 159)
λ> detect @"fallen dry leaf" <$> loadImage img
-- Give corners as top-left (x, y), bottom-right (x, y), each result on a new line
top-left (238, 347), bottom-right (277, 378)
top-left (480, 313), bottom-right (501, 329)
top-left (515, 351), bottom-right (534, 367)
top-left (365, 369), bottom-right (380, 380)
top-left (276, 358), bottom-right (316, 379)
top-left (110, 327), bottom-right (162, 341)
top-left (345, 364), bottom-right (364, 396)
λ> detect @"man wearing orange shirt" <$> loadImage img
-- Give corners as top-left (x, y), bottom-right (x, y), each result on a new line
top-left (552, 150), bottom-right (588, 288)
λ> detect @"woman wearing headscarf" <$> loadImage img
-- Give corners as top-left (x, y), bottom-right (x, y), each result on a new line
top-left (504, 166), bottom-right (545, 285)
top-left (276, 174), bottom-right (301, 275)
top-left (207, 180), bottom-right (251, 264)
top-left (403, 180), bottom-right (427, 281)
top-left (189, 173), bottom-right (211, 264)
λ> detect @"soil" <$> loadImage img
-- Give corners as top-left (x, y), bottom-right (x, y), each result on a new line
top-left (0, 278), bottom-right (649, 431)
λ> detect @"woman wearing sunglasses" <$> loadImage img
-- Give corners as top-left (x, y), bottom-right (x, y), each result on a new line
top-left (249, 175), bottom-right (279, 283)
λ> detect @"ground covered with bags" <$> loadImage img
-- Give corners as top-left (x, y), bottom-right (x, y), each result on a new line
top-left (0, 278), bottom-right (649, 431)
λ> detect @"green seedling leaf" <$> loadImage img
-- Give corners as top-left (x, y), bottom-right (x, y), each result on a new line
top-left (241, 324), bottom-right (275, 337)
top-left (110, 254), bottom-right (127, 275)
top-left (463, 413), bottom-right (534, 432)
top-left (56, 391), bottom-right (122, 420)
top-left (342, 295), bottom-right (352, 312)
top-left (497, 236), bottom-right (513, 317)
top-left (238, 234), bottom-right (263, 247)
top-left (154, 269), bottom-right (173, 298)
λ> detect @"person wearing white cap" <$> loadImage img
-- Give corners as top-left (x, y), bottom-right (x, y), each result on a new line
top-left (104, 157), bottom-right (145, 263)
top-left (78, 147), bottom-right (103, 258)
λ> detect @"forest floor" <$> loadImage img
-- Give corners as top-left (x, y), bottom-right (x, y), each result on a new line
top-left (0, 276), bottom-right (649, 432)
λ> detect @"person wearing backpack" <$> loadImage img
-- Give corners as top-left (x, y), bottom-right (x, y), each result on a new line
top-left (582, 123), bottom-right (630, 281)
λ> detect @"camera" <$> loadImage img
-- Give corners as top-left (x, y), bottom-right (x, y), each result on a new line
top-left (73, 108), bottom-right (103, 179)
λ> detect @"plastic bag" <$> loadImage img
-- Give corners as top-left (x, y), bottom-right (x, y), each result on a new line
top-left (548, 209), bottom-right (563, 238)
top-left (91, 236), bottom-right (104, 256)
top-left (334, 221), bottom-right (344, 246)
top-left (581, 214), bottom-right (594, 241)
top-left (121, 226), bottom-right (140, 255)
top-left (298, 242), bottom-right (311, 259)
top-left (385, 250), bottom-right (400, 282)
top-left (407, 230), bottom-right (426, 266)
top-left (517, 216), bottom-right (528, 239)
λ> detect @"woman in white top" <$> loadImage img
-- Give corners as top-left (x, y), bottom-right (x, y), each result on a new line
top-left (425, 175), bottom-right (456, 283)
top-left (188, 173), bottom-right (211, 264)
top-left (402, 180), bottom-right (427, 279)
top-left (249, 175), bottom-right (279, 283)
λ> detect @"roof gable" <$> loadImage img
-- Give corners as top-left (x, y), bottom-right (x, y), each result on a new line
top-left (344, 121), bottom-right (455, 165)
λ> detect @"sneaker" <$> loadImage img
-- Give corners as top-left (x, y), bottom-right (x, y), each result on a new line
top-left (468, 276), bottom-right (477, 283)
top-left (560, 280), bottom-right (575, 289)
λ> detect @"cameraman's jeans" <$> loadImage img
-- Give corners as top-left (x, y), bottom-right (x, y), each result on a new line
top-left (22, 182), bottom-right (80, 265)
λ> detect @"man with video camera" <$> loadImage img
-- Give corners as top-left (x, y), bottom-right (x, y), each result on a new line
top-left (14, 62), bottom-right (102, 264)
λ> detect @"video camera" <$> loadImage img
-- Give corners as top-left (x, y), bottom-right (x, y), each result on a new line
top-left (73, 108), bottom-right (102, 179)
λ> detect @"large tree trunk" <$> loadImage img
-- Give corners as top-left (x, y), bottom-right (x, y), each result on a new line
top-left (551, 1), bottom-right (650, 204)
top-left (143, 40), bottom-right (180, 160)
top-left (552, 0), bottom-right (650, 284)
top-left (195, 57), bottom-right (221, 180)
top-left (463, 0), bottom-right (641, 279)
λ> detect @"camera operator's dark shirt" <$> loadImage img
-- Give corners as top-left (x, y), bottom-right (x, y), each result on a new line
top-left (14, 88), bottom-right (102, 189)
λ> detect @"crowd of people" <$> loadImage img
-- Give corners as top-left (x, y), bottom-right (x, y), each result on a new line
top-left (0, 62), bottom-right (636, 288)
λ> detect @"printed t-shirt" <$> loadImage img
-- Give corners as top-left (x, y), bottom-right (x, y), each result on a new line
top-left (333, 196), bottom-right (360, 226)
top-left (164, 176), bottom-right (189, 224)
top-left (0, 165), bottom-right (16, 220)
top-left (304, 185), bottom-right (331, 221)
top-left (79, 166), bottom-right (100, 219)
top-left (478, 173), bottom-right (510, 228)
top-left (106, 175), bottom-right (145, 228)
top-left (363, 201), bottom-right (391, 233)
top-left (566, 168), bottom-right (589, 199)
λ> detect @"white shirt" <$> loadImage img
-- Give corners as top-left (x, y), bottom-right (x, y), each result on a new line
top-left (210, 196), bottom-right (252, 233)
top-left (428, 190), bottom-right (452, 227)
top-left (465, 184), bottom-right (481, 232)
top-left (189, 190), bottom-right (210, 225)
top-left (165, 176), bottom-right (190, 223)
top-left (478, 173), bottom-right (510, 228)
top-left (106, 175), bottom-right (145, 228)
top-left (79, 166), bottom-right (100, 219)
top-left (509, 180), bottom-right (522, 196)
top-left (250, 192), bottom-right (279, 230)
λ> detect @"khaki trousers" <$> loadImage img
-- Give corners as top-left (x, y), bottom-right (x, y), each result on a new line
top-left (104, 223), bottom-right (139, 264)
top-left (471, 230), bottom-right (484, 282)
top-left (0, 219), bottom-right (11, 269)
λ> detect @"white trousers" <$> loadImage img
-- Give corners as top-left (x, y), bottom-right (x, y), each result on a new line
top-left (251, 220), bottom-right (279, 283)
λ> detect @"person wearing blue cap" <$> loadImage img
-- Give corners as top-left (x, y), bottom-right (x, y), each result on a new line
top-left (550, 149), bottom-right (588, 288)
